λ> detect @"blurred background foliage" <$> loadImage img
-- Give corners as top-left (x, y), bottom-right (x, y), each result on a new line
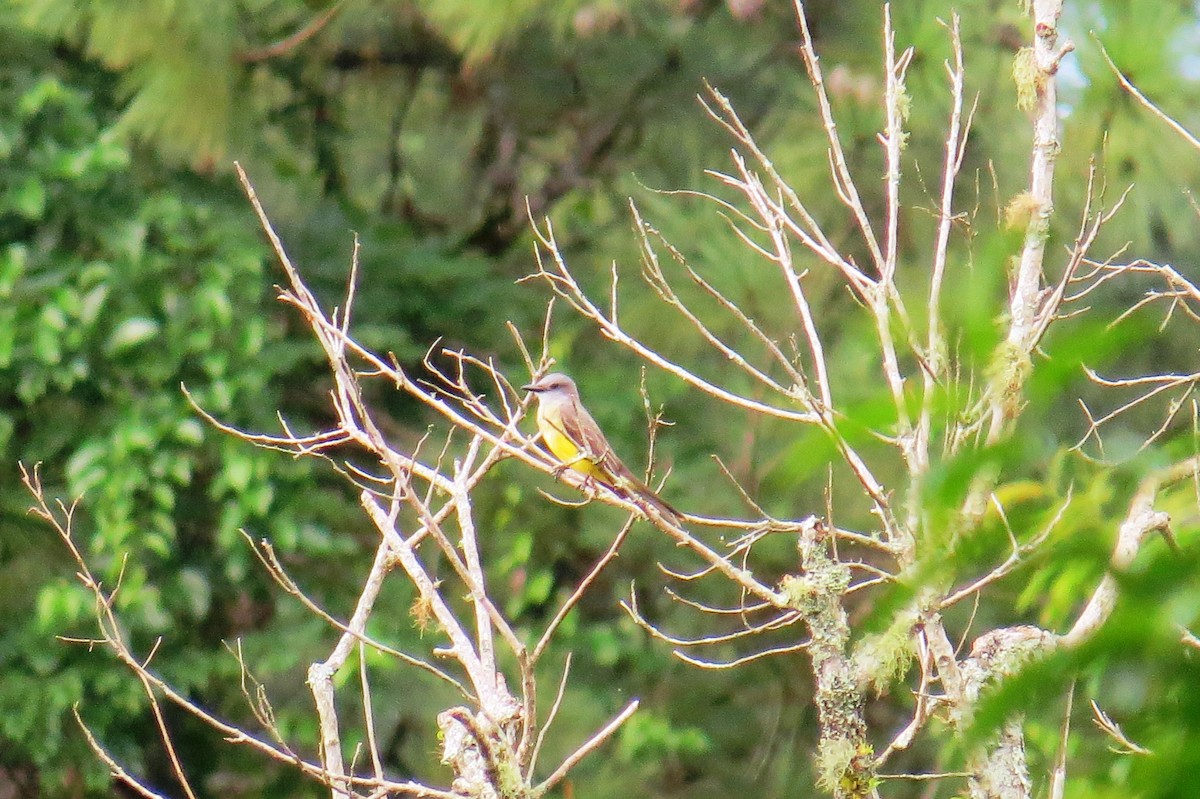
top-left (2, 0), bottom-right (1199, 797)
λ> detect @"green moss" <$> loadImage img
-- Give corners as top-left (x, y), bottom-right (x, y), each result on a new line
top-left (816, 736), bottom-right (858, 794)
top-left (497, 757), bottom-right (526, 798)
top-left (853, 610), bottom-right (917, 693)
top-left (780, 557), bottom-right (851, 616)
top-left (986, 339), bottom-right (1032, 421)
top-left (1012, 47), bottom-right (1041, 112)
top-left (817, 738), bottom-right (877, 798)
top-left (895, 85), bottom-right (912, 124)
top-left (1003, 192), bottom-right (1041, 232)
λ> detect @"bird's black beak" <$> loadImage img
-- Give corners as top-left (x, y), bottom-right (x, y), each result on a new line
top-left (522, 382), bottom-right (542, 393)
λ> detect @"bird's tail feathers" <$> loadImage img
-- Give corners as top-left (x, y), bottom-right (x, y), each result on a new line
top-left (615, 473), bottom-right (682, 524)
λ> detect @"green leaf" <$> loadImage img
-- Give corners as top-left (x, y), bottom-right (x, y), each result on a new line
top-left (16, 75), bottom-right (67, 117)
top-left (174, 417), bottom-right (204, 445)
top-left (0, 244), bottom-right (28, 297)
top-left (7, 176), bottom-right (46, 219)
top-left (224, 451), bottom-right (254, 492)
top-left (33, 305), bottom-right (65, 364)
top-left (176, 568), bottom-right (212, 619)
top-left (523, 567), bottom-right (555, 606)
top-left (106, 316), bottom-right (161, 353)
top-left (0, 309), bottom-right (15, 367)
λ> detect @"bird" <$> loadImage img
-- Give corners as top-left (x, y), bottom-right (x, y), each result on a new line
top-left (522, 372), bottom-right (681, 523)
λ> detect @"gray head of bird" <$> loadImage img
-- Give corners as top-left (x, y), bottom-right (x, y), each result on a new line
top-left (522, 373), bottom-right (579, 399)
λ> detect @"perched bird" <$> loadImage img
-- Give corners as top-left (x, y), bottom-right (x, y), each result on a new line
top-left (523, 373), bottom-right (681, 522)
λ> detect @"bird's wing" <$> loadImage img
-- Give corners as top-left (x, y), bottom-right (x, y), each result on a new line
top-left (559, 397), bottom-right (681, 522)
top-left (559, 400), bottom-right (637, 486)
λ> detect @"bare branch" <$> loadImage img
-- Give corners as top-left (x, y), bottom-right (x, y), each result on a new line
top-left (74, 708), bottom-right (172, 799)
top-left (1093, 34), bottom-right (1200, 152)
top-left (791, 0), bottom-right (886, 274)
top-left (1090, 699), bottom-right (1151, 756)
top-left (1050, 683), bottom-right (1074, 799)
top-left (533, 701), bottom-right (639, 797)
top-left (526, 654), bottom-right (572, 780)
top-left (533, 517), bottom-right (636, 662)
top-left (1061, 458), bottom-right (1192, 647)
top-left (988, 0), bottom-right (1073, 440)
top-left (674, 641), bottom-right (811, 670)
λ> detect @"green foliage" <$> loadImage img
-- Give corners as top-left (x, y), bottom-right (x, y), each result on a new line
top-left (416, 0), bottom-right (588, 64)
top-left (966, 544), bottom-right (1200, 793)
top-left (617, 709), bottom-right (712, 762)
top-left (0, 23), bottom-right (342, 795)
top-left (5, 1), bottom-right (1200, 798)
top-left (16, 0), bottom-right (240, 164)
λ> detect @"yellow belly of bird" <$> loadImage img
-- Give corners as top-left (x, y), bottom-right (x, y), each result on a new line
top-left (542, 425), bottom-right (604, 480)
